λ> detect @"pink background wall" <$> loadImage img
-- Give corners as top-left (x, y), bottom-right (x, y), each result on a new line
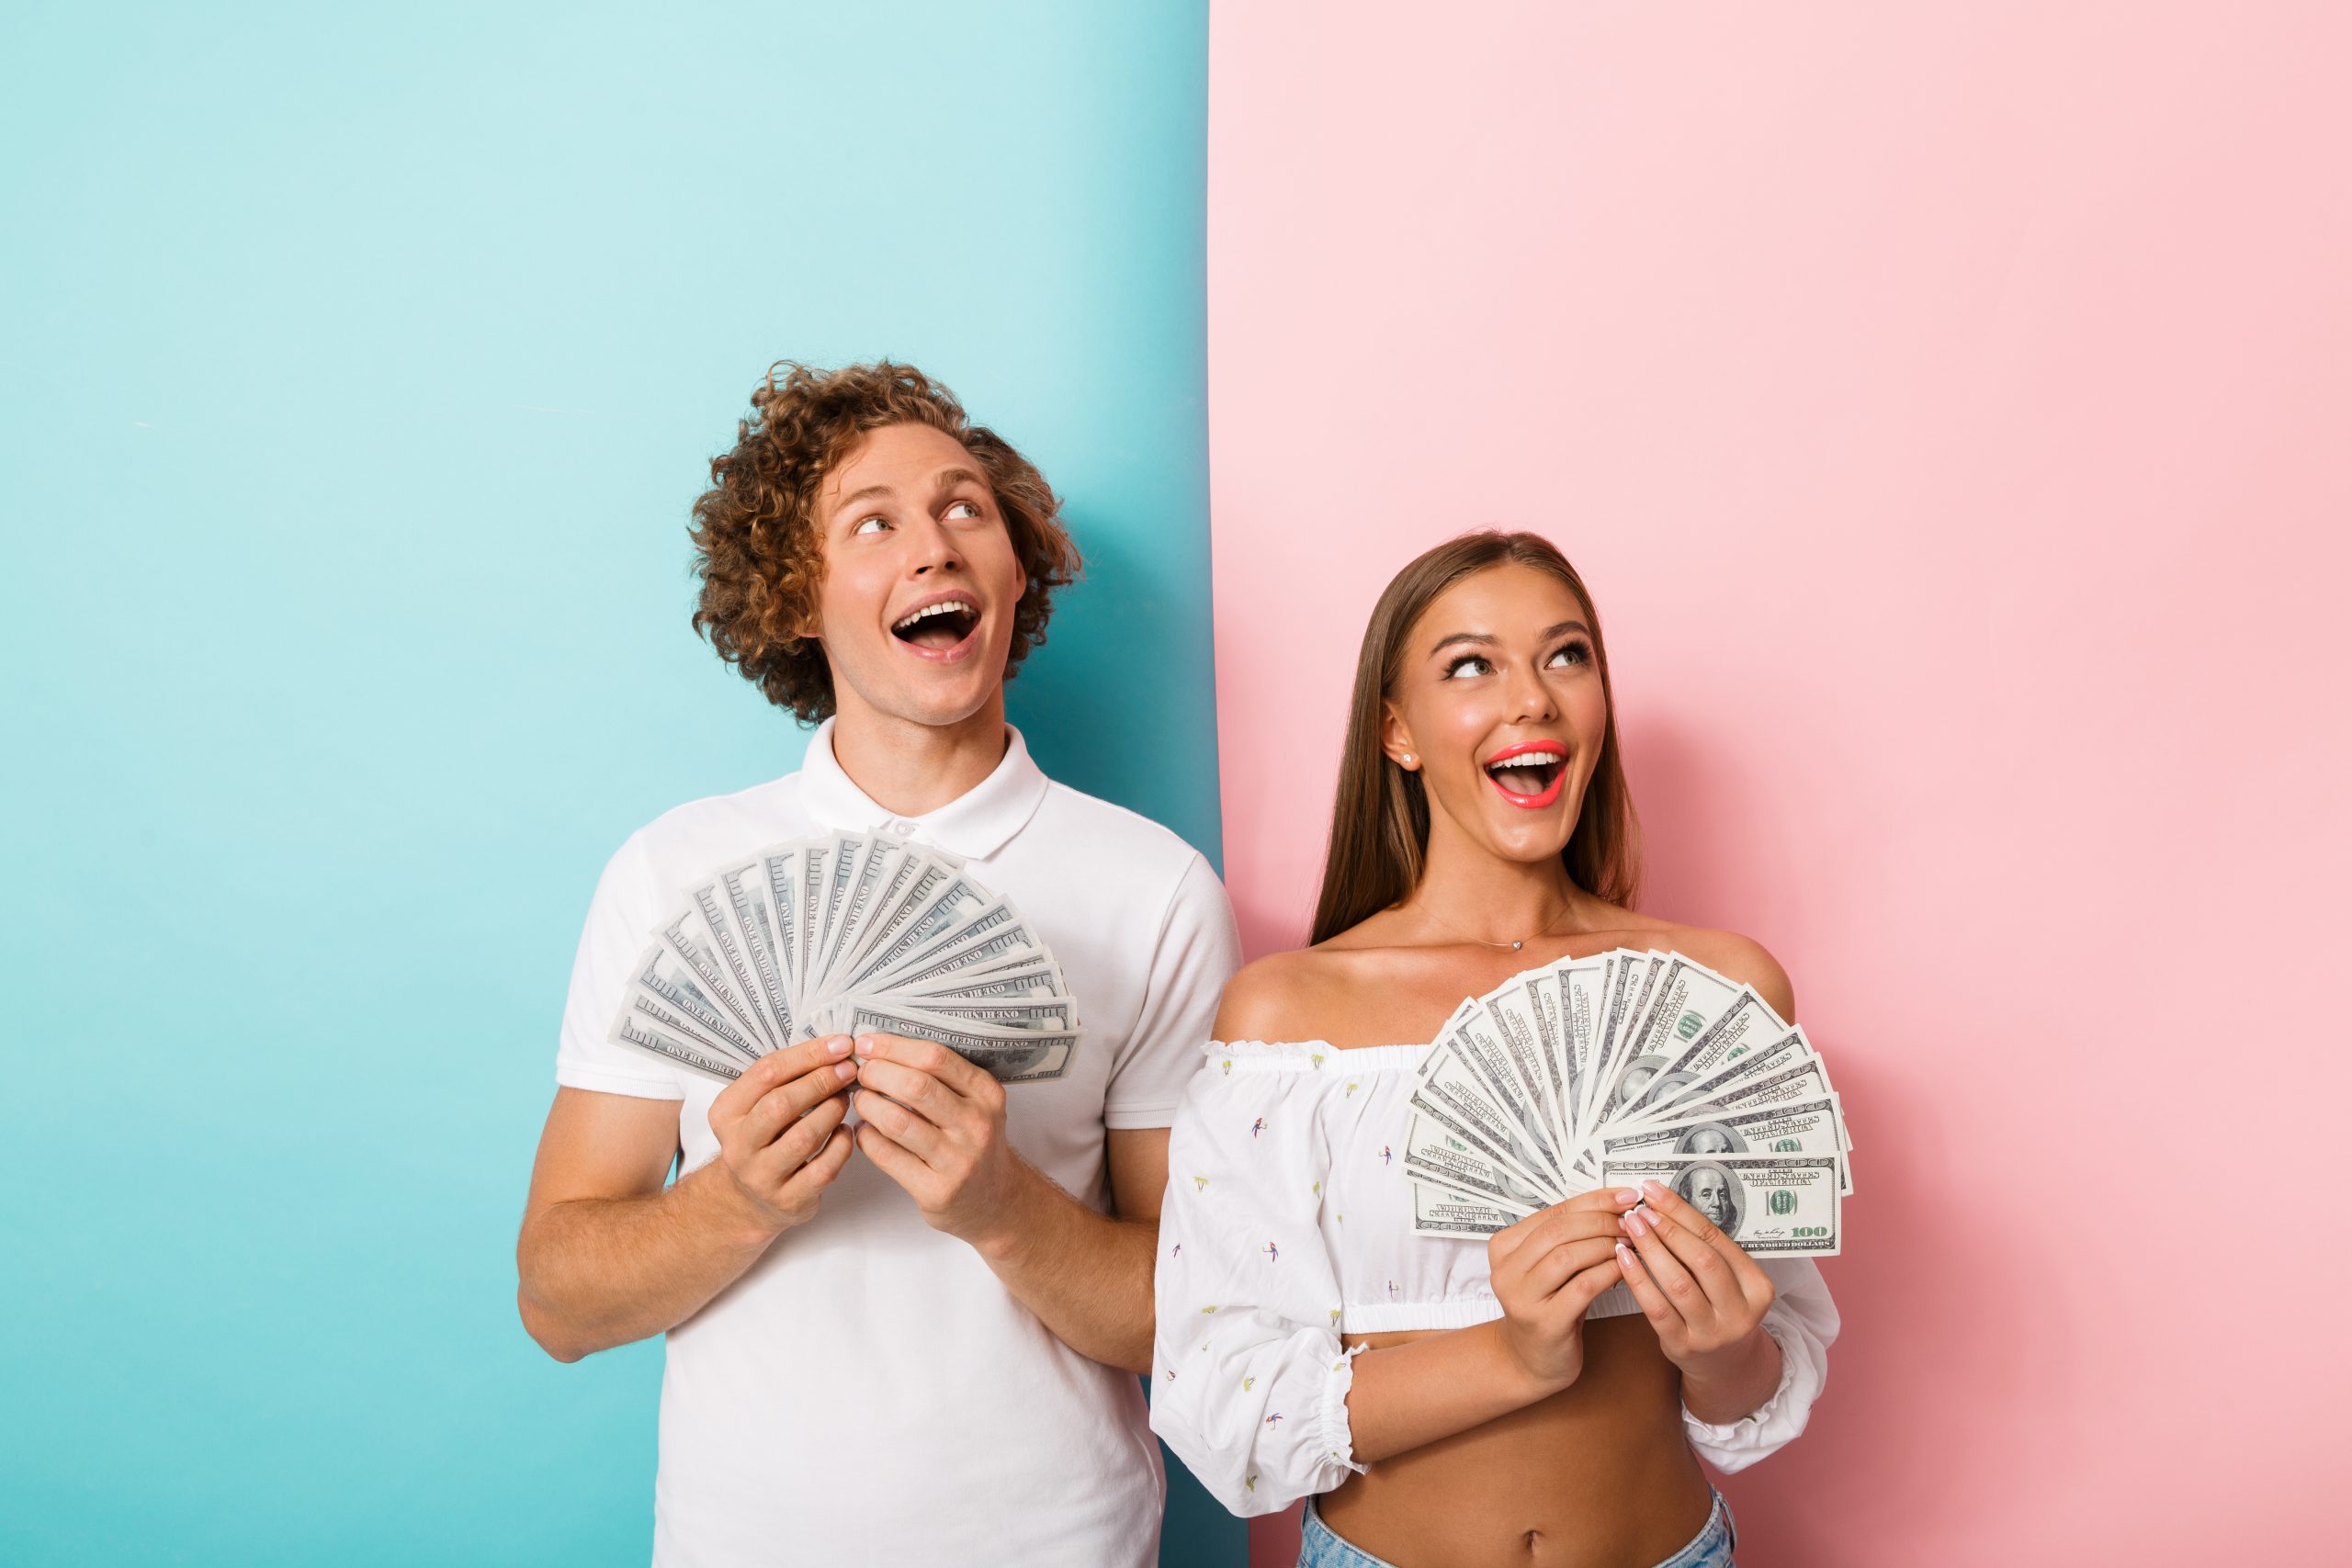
top-left (1206, 5), bottom-right (2351, 1562)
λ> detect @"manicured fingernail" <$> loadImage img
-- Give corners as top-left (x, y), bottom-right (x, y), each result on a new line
top-left (1641, 1179), bottom-right (1669, 1202)
top-left (1616, 1243), bottom-right (1635, 1269)
top-left (1623, 1209), bottom-right (1648, 1236)
top-left (834, 1062), bottom-right (856, 1082)
top-left (1614, 1189), bottom-right (1641, 1206)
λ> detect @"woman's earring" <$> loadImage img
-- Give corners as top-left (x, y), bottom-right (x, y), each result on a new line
top-left (1400, 752), bottom-right (1417, 768)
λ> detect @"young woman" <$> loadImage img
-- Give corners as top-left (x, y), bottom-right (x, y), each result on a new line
top-left (1150, 533), bottom-right (1838, 1568)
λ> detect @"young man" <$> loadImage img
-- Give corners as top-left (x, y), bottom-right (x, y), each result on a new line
top-left (517, 362), bottom-right (1239, 1566)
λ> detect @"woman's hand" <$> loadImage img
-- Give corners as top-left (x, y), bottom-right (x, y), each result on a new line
top-left (1615, 1177), bottom-right (1783, 1417)
top-left (1487, 1188), bottom-right (1642, 1394)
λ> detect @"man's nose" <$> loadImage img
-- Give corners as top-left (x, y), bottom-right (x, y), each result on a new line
top-left (904, 514), bottom-right (964, 577)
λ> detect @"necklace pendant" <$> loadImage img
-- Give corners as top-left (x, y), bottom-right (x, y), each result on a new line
top-left (1511, 940), bottom-right (1523, 950)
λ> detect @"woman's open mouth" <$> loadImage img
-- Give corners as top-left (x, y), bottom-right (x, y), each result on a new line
top-left (889, 596), bottom-right (982, 660)
top-left (1483, 743), bottom-right (1567, 808)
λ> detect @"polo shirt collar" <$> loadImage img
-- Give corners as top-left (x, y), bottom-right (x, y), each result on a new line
top-left (797, 717), bottom-right (1049, 863)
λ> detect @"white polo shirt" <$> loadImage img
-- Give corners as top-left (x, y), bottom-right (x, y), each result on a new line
top-left (554, 720), bottom-right (1240, 1568)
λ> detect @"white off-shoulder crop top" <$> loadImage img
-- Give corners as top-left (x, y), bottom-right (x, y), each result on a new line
top-left (1148, 1040), bottom-right (1840, 1517)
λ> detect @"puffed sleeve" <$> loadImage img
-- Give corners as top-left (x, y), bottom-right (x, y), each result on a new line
top-left (1682, 1258), bottom-right (1839, 1472)
top-left (1149, 1049), bottom-right (1365, 1517)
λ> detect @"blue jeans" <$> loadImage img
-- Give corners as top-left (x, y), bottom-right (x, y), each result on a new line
top-left (1298, 1489), bottom-right (1736, 1568)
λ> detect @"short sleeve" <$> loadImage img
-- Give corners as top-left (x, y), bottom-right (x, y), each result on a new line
top-left (554, 831), bottom-right (687, 1101)
top-left (1148, 1054), bottom-right (1365, 1517)
top-left (1102, 854), bottom-right (1241, 1131)
top-left (1682, 1258), bottom-right (1838, 1472)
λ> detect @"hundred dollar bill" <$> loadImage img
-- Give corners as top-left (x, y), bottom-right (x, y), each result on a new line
top-left (843, 888), bottom-right (1006, 993)
top-left (881, 921), bottom-right (1048, 994)
top-left (1628, 1026), bottom-right (1815, 1127)
top-left (831, 844), bottom-right (944, 980)
top-left (846, 995), bottom-right (1078, 1034)
top-left (626, 943), bottom-right (765, 1061)
top-left (1518, 971), bottom-right (1578, 1144)
top-left (1601, 1095), bottom-right (1851, 1194)
top-left (1597, 957), bottom-right (1755, 1122)
top-left (611, 1014), bottom-right (747, 1083)
top-left (810, 834), bottom-right (887, 998)
top-left (687, 879), bottom-right (783, 1051)
top-left (1581, 952), bottom-right (1648, 1137)
top-left (1627, 987), bottom-right (1790, 1121)
top-left (1596, 952), bottom-right (1669, 1119)
top-left (616, 988), bottom-right (762, 1068)
top-left (656, 901), bottom-right (774, 1055)
top-left (1405, 1109), bottom-right (1548, 1213)
top-left (901, 958), bottom-right (1069, 1001)
top-left (1410, 1181), bottom-right (1525, 1238)
top-left (718, 859), bottom-right (795, 1044)
top-left (1601, 1153), bottom-right (1842, 1256)
top-left (756, 848), bottom-right (806, 996)
top-left (837, 1002), bottom-right (1078, 1081)
top-left (1555, 955), bottom-right (1610, 1141)
top-left (1484, 985), bottom-right (1569, 1166)
top-left (1411, 1046), bottom-right (1560, 1192)
top-left (1441, 1006), bottom-right (1569, 1181)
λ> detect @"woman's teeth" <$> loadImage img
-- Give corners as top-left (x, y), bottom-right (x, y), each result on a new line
top-left (1485, 751), bottom-right (1566, 795)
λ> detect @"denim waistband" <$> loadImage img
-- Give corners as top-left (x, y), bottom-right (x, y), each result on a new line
top-left (1298, 1489), bottom-right (1736, 1568)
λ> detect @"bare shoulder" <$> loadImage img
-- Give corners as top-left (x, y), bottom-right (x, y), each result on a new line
top-left (1647, 920), bottom-right (1797, 1022)
top-left (1212, 946), bottom-right (1375, 1044)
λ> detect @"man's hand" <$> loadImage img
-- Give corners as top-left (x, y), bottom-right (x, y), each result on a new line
top-left (705, 1033), bottom-right (860, 1240)
top-left (851, 1032), bottom-right (1033, 1249)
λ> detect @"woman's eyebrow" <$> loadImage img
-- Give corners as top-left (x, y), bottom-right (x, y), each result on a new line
top-left (1428, 619), bottom-right (1590, 657)
top-left (1428, 630), bottom-right (1498, 657)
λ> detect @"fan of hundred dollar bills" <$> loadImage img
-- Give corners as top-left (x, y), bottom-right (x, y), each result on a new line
top-left (1408, 950), bottom-right (1849, 1254)
top-left (609, 828), bottom-right (1080, 1085)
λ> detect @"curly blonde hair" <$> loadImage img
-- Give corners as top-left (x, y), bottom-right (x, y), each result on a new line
top-left (688, 361), bottom-right (1081, 723)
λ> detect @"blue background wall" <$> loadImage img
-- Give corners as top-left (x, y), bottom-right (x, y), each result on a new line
top-left (0, 4), bottom-right (1234, 1562)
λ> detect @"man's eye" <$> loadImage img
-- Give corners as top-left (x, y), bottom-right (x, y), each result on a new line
top-left (944, 500), bottom-right (981, 520)
top-left (853, 515), bottom-right (889, 536)
top-left (1442, 655), bottom-right (1492, 679)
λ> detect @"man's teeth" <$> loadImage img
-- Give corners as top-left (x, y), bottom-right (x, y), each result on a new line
top-left (893, 601), bottom-right (975, 631)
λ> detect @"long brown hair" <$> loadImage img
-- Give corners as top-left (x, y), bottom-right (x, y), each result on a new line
top-left (1309, 531), bottom-right (1642, 944)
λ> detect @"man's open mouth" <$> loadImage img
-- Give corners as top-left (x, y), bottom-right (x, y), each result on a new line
top-left (890, 597), bottom-right (980, 652)
top-left (1483, 744), bottom-right (1566, 806)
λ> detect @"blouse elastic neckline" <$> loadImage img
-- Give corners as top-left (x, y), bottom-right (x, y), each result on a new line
top-left (1202, 1039), bottom-right (1432, 1073)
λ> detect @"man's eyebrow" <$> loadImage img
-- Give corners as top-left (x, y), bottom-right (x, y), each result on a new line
top-left (932, 466), bottom-right (988, 492)
top-left (831, 482), bottom-right (895, 516)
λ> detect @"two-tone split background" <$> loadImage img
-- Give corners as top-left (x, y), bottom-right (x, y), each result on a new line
top-left (6, 5), bottom-right (2347, 1565)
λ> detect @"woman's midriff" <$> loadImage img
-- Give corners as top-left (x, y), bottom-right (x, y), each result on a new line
top-left (1316, 1316), bottom-right (1714, 1568)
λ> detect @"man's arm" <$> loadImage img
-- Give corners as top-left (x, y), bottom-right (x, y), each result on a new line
top-left (516, 1040), bottom-right (857, 1361)
top-left (850, 1034), bottom-right (1167, 1373)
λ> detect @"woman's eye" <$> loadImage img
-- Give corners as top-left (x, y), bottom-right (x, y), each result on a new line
top-left (1547, 640), bottom-right (1592, 668)
top-left (1442, 655), bottom-right (1493, 679)
top-left (944, 500), bottom-right (982, 521)
top-left (853, 515), bottom-right (889, 536)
